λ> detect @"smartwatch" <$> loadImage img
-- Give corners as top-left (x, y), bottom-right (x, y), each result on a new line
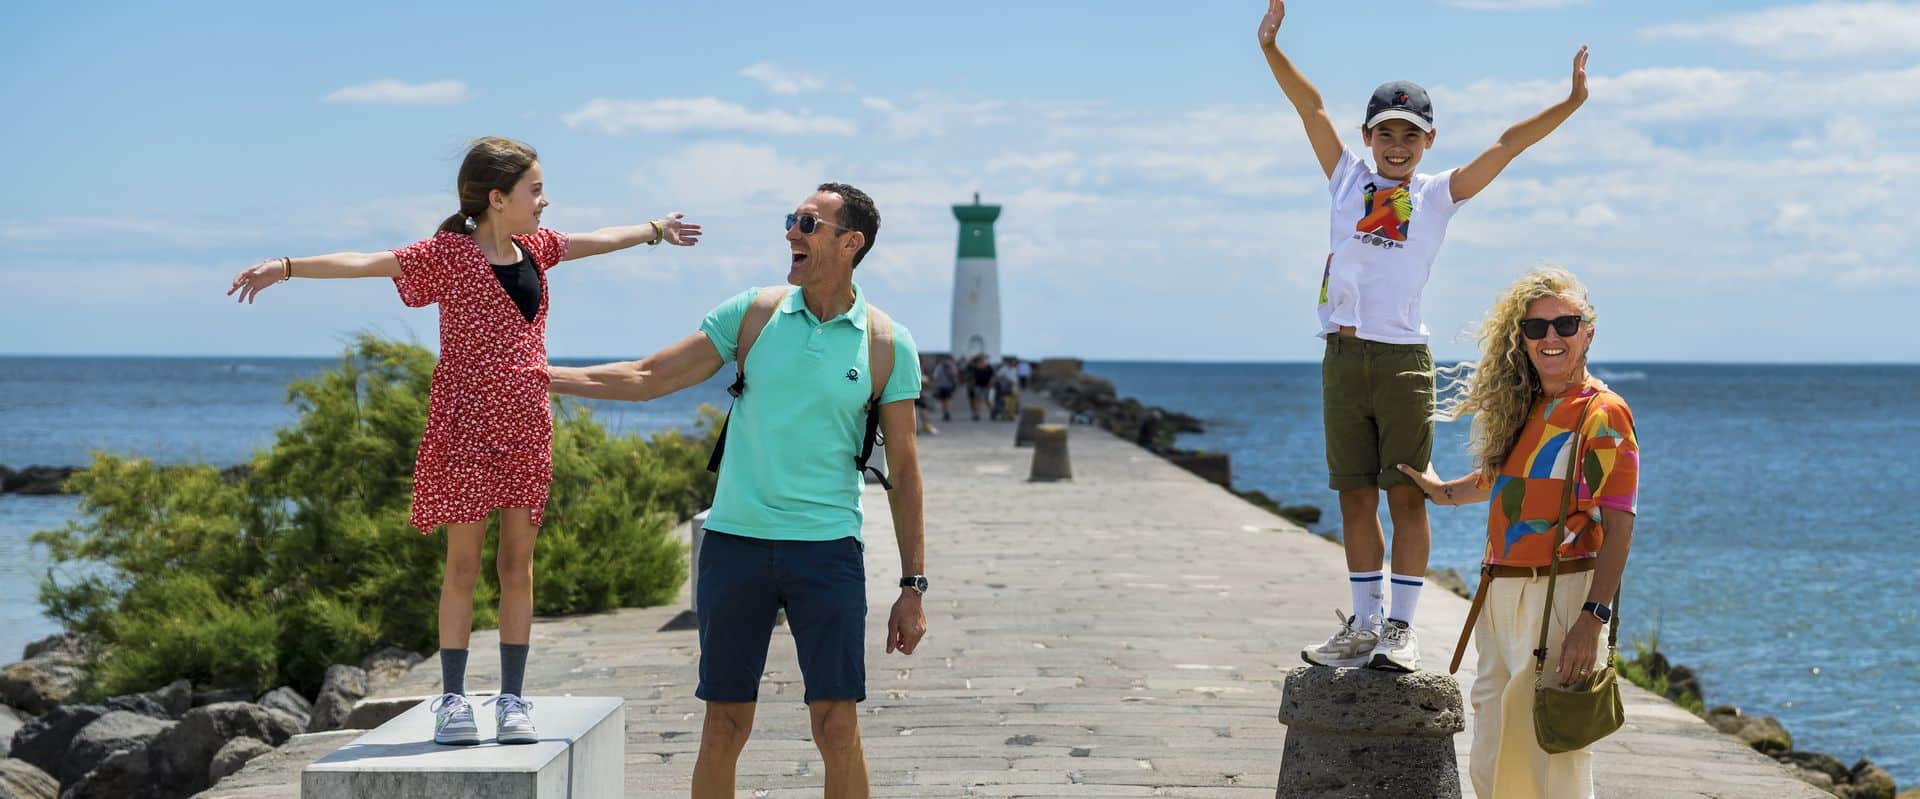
top-left (1581, 601), bottom-right (1612, 624)
top-left (900, 576), bottom-right (929, 596)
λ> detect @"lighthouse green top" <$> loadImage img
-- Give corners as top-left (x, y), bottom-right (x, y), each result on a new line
top-left (953, 196), bottom-right (1000, 259)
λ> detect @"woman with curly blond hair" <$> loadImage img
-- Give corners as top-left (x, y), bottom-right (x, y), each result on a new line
top-left (1398, 266), bottom-right (1640, 798)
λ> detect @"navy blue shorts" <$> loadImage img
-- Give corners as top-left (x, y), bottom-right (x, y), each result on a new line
top-left (695, 531), bottom-right (867, 704)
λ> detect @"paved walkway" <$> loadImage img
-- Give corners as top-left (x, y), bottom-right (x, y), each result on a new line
top-left (207, 410), bottom-right (1825, 798)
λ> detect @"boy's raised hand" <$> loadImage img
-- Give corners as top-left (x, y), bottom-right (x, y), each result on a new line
top-left (1570, 45), bottom-right (1590, 104)
top-left (1258, 0), bottom-right (1285, 46)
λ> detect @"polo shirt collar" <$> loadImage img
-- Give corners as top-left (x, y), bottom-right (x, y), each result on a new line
top-left (782, 282), bottom-right (869, 331)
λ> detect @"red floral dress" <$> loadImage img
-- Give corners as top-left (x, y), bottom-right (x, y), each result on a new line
top-left (390, 229), bottom-right (568, 533)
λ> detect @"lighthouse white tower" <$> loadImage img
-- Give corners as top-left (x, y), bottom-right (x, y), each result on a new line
top-left (950, 193), bottom-right (1001, 362)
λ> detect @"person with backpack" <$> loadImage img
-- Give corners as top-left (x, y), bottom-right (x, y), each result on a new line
top-left (546, 183), bottom-right (927, 798)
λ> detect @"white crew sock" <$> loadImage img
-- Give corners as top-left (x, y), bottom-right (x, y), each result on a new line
top-left (1349, 570), bottom-right (1385, 630)
top-left (1388, 573), bottom-right (1425, 625)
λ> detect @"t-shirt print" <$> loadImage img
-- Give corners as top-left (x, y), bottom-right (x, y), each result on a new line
top-left (1354, 179), bottom-right (1413, 248)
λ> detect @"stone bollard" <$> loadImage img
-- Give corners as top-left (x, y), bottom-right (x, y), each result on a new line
top-left (1015, 406), bottom-right (1046, 447)
top-left (1275, 666), bottom-right (1465, 799)
top-left (1029, 424), bottom-right (1071, 481)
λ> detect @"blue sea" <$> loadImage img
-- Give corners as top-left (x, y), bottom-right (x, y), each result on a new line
top-left (1, 356), bottom-right (1914, 782)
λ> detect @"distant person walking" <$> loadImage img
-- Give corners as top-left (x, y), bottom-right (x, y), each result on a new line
top-left (1399, 267), bottom-right (1639, 799)
top-left (967, 353), bottom-right (995, 422)
top-left (932, 355), bottom-right (960, 422)
top-left (226, 137), bottom-right (701, 746)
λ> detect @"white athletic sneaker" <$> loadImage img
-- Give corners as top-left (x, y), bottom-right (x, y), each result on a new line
top-left (1369, 619), bottom-right (1422, 672)
top-left (430, 692), bottom-right (480, 746)
top-left (489, 693), bottom-right (537, 745)
top-left (1301, 610), bottom-right (1380, 668)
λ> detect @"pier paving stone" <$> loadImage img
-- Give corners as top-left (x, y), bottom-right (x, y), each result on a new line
top-left (204, 407), bottom-right (1825, 798)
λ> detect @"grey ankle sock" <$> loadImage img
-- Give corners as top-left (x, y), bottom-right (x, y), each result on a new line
top-left (441, 648), bottom-right (468, 695)
top-left (500, 643), bottom-right (529, 697)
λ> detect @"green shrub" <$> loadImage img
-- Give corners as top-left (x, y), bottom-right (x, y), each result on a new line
top-left (35, 334), bottom-right (715, 697)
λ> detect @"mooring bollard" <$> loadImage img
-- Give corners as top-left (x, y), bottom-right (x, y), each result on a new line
top-left (1275, 666), bottom-right (1465, 799)
top-left (1015, 406), bottom-right (1046, 447)
top-left (1030, 424), bottom-right (1071, 481)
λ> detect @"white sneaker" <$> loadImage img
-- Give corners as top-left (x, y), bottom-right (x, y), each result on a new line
top-left (430, 693), bottom-right (480, 746)
top-left (489, 693), bottom-right (537, 745)
top-left (1369, 619), bottom-right (1422, 672)
top-left (1301, 610), bottom-right (1380, 668)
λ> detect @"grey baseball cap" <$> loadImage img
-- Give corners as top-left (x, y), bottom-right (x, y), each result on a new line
top-left (1365, 80), bottom-right (1434, 132)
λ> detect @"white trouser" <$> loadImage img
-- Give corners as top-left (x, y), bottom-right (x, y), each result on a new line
top-left (1469, 570), bottom-right (1606, 799)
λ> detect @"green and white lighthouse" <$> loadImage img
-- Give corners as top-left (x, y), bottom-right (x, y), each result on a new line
top-left (950, 193), bottom-right (1001, 362)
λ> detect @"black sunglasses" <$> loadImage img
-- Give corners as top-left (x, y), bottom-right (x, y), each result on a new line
top-left (785, 213), bottom-right (849, 235)
top-left (1518, 315), bottom-right (1586, 340)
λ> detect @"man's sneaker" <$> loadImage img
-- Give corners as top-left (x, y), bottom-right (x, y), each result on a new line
top-left (430, 692), bottom-right (480, 745)
top-left (488, 693), bottom-right (537, 745)
top-left (1300, 610), bottom-right (1380, 668)
top-left (1369, 618), bottom-right (1422, 672)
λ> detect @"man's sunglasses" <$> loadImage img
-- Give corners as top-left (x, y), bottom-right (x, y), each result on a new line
top-left (1518, 315), bottom-right (1586, 340)
top-left (785, 213), bottom-right (850, 235)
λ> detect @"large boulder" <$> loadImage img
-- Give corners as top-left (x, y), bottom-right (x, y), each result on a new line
top-left (256, 687), bottom-right (312, 732)
top-left (7, 704), bottom-right (104, 777)
top-left (96, 702), bottom-right (303, 796)
top-left (0, 466), bottom-right (77, 496)
top-left (60, 710), bottom-right (174, 785)
top-left (206, 737), bottom-right (273, 785)
top-left (137, 679), bottom-right (191, 719)
top-left (358, 647), bottom-right (424, 688)
top-left (307, 666), bottom-right (368, 733)
top-left (1775, 750), bottom-right (1849, 785)
top-left (0, 656), bottom-right (86, 715)
top-left (19, 635), bottom-right (88, 663)
top-left (189, 687), bottom-right (253, 708)
top-left (101, 692), bottom-right (172, 721)
top-left (0, 758), bottom-right (57, 799)
top-left (0, 706), bottom-right (23, 758)
top-left (1840, 759), bottom-right (1896, 799)
top-left (1732, 715), bottom-right (1792, 754)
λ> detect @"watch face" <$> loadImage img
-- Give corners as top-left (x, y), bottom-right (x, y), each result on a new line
top-left (911, 576), bottom-right (929, 593)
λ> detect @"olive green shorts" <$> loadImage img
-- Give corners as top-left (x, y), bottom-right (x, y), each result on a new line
top-left (1321, 336), bottom-right (1435, 491)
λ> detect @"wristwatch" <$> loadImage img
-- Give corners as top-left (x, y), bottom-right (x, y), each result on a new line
top-left (900, 576), bottom-right (928, 596)
top-left (1581, 601), bottom-right (1612, 623)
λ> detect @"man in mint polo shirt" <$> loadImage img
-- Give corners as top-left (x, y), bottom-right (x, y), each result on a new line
top-left (546, 183), bottom-right (927, 798)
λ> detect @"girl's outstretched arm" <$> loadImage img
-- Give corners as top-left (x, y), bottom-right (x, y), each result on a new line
top-left (1449, 46), bottom-right (1590, 204)
top-left (1257, 0), bottom-right (1342, 180)
top-left (563, 213), bottom-right (703, 262)
top-left (227, 251), bottom-right (401, 304)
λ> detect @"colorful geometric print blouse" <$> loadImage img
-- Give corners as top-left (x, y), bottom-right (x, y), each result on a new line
top-left (1483, 377), bottom-right (1640, 567)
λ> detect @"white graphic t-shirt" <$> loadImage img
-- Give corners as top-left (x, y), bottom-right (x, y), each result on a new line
top-left (1316, 148), bottom-right (1467, 344)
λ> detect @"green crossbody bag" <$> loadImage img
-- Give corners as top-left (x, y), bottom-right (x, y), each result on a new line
top-left (1531, 398), bottom-right (1625, 755)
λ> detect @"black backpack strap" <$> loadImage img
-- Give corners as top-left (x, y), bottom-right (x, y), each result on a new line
top-left (857, 305), bottom-right (895, 490)
top-left (706, 287), bottom-right (791, 475)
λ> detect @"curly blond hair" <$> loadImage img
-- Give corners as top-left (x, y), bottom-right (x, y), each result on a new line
top-left (1434, 266), bottom-right (1598, 481)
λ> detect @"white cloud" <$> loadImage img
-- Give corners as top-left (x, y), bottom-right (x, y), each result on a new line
top-left (988, 152), bottom-right (1079, 173)
top-left (1640, 2), bottom-right (1920, 59)
top-left (738, 62), bottom-right (837, 96)
top-left (562, 97), bottom-right (857, 136)
top-left (324, 79), bottom-right (471, 105)
top-left (1445, 0), bottom-right (1587, 8)
top-left (861, 93), bottom-right (1011, 139)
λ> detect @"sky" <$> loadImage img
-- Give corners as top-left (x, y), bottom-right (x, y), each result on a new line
top-left (3, 0), bottom-right (1917, 363)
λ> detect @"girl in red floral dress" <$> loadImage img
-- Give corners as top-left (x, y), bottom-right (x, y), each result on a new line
top-left (227, 137), bottom-right (700, 745)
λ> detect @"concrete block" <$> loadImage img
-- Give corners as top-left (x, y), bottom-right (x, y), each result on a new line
top-left (1274, 666), bottom-right (1463, 798)
top-left (1030, 424), bottom-right (1071, 481)
top-left (300, 695), bottom-right (623, 799)
top-left (1015, 406), bottom-right (1045, 447)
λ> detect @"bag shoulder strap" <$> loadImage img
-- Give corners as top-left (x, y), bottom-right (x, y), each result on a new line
top-left (857, 304), bottom-right (896, 490)
top-left (734, 286), bottom-right (791, 389)
top-left (706, 286), bottom-right (791, 476)
top-left (1534, 392), bottom-right (1622, 671)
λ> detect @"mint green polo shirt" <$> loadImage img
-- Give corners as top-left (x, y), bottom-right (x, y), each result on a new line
top-left (699, 283), bottom-right (922, 542)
